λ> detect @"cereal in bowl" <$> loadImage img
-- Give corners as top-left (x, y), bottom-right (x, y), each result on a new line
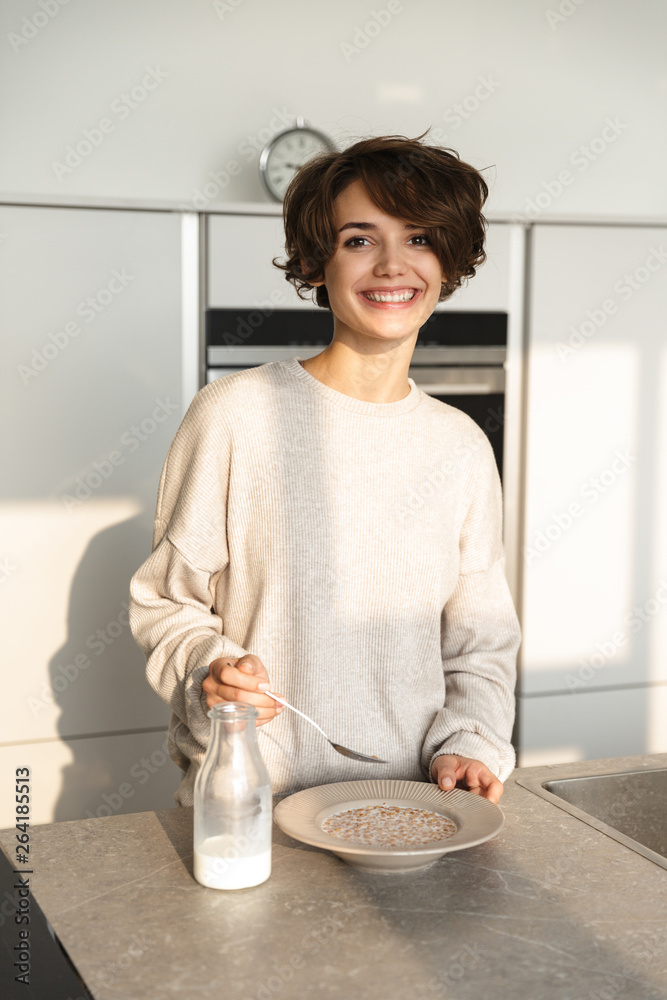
top-left (322, 803), bottom-right (456, 848)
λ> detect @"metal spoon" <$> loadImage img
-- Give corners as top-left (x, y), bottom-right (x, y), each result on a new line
top-left (264, 691), bottom-right (388, 763)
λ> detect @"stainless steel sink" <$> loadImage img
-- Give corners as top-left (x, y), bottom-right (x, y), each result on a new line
top-left (516, 764), bottom-right (667, 870)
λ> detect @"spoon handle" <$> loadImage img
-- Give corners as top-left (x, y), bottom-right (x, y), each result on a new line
top-left (264, 691), bottom-right (331, 742)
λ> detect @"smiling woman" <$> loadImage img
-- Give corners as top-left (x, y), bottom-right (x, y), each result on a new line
top-left (271, 133), bottom-right (490, 403)
top-left (275, 132), bottom-right (488, 308)
top-left (129, 132), bottom-right (521, 810)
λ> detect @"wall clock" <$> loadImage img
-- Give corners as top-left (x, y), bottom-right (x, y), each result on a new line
top-left (259, 116), bottom-right (336, 202)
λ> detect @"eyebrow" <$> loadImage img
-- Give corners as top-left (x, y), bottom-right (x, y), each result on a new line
top-left (337, 222), bottom-right (423, 233)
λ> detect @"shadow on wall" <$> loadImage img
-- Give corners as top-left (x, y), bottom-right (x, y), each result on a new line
top-left (46, 513), bottom-right (181, 822)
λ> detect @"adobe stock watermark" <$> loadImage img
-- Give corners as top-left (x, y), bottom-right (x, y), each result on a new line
top-left (368, 76), bottom-right (500, 188)
top-left (570, 929), bottom-right (666, 1000)
top-left (178, 106), bottom-right (297, 209)
top-left (556, 245), bottom-right (667, 361)
top-left (565, 579), bottom-right (667, 692)
top-left (482, 404), bottom-right (504, 437)
top-left (396, 436), bottom-right (486, 524)
top-left (429, 75), bottom-right (501, 144)
top-left (523, 448), bottom-right (636, 563)
top-left (213, 0), bottom-right (246, 18)
top-left (92, 930), bottom-right (151, 991)
top-left (28, 601), bottom-right (132, 715)
top-left (545, 0), bottom-right (588, 30)
top-left (0, 556), bottom-right (18, 584)
top-left (212, 288), bottom-right (289, 351)
top-left (59, 396), bottom-right (179, 512)
top-left (398, 942), bottom-right (482, 999)
top-left (511, 116), bottom-right (628, 222)
top-left (51, 66), bottom-right (169, 180)
top-left (84, 735), bottom-right (171, 819)
top-left (337, 347), bottom-right (397, 392)
top-left (7, 0), bottom-right (73, 53)
top-left (340, 1), bottom-right (407, 63)
top-left (0, 887), bottom-right (25, 929)
top-left (16, 267), bottom-right (135, 385)
top-left (247, 903), bottom-right (379, 1000)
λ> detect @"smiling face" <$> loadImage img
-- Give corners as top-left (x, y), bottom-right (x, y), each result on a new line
top-left (308, 178), bottom-right (446, 347)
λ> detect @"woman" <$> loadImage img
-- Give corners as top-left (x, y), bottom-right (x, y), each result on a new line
top-left (129, 133), bottom-right (521, 808)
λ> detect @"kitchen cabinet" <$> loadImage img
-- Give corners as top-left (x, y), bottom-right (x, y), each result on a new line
top-left (208, 211), bottom-right (308, 310)
top-left (0, 205), bottom-right (184, 824)
top-left (518, 224), bottom-right (667, 764)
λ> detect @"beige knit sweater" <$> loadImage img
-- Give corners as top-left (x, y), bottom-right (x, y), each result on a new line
top-left (129, 356), bottom-right (521, 806)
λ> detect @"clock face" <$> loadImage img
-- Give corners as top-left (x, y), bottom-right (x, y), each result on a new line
top-left (262, 129), bottom-right (333, 201)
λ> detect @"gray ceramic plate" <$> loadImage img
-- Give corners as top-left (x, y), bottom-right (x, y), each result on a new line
top-left (273, 778), bottom-right (504, 873)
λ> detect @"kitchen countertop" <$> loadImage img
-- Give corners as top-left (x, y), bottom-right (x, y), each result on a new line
top-left (2, 753), bottom-right (666, 1000)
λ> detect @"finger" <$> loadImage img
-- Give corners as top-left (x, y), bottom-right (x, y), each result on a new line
top-left (432, 754), bottom-right (465, 791)
top-left (465, 780), bottom-right (503, 803)
top-left (236, 655), bottom-right (271, 684)
top-left (461, 763), bottom-right (504, 803)
top-left (466, 775), bottom-right (504, 804)
top-left (203, 688), bottom-right (225, 709)
top-left (256, 711), bottom-right (281, 728)
top-left (435, 766), bottom-right (458, 791)
top-left (214, 684), bottom-right (285, 711)
top-left (203, 686), bottom-right (286, 718)
top-left (203, 669), bottom-right (285, 709)
top-left (216, 662), bottom-right (273, 695)
top-left (209, 655), bottom-right (271, 686)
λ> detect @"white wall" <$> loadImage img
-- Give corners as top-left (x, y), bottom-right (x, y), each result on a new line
top-left (1, 0), bottom-right (665, 220)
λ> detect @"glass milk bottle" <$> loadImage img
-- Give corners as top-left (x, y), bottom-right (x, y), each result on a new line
top-left (194, 702), bottom-right (272, 890)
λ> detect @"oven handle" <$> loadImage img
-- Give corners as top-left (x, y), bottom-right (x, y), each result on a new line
top-left (415, 382), bottom-right (494, 395)
top-left (410, 366), bottom-right (505, 396)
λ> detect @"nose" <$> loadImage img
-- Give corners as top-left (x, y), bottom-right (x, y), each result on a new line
top-left (373, 239), bottom-right (408, 277)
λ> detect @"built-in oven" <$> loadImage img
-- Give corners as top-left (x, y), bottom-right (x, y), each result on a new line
top-left (206, 309), bottom-right (506, 479)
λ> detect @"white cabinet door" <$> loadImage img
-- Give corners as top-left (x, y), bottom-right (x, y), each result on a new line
top-left (0, 206), bottom-right (183, 759)
top-left (208, 213), bottom-right (309, 309)
top-left (519, 224), bottom-right (667, 758)
top-left (436, 223), bottom-right (514, 313)
top-left (518, 688), bottom-right (647, 768)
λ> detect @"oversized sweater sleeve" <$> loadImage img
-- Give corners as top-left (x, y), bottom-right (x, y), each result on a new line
top-left (129, 385), bottom-right (248, 765)
top-left (421, 431), bottom-right (521, 783)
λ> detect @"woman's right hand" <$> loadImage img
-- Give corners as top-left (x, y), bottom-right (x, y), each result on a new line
top-left (202, 654), bottom-right (285, 727)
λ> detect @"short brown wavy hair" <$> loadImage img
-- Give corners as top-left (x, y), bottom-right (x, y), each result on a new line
top-left (273, 131), bottom-right (490, 310)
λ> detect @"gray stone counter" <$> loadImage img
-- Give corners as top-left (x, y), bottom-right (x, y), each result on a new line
top-left (2, 754), bottom-right (666, 1000)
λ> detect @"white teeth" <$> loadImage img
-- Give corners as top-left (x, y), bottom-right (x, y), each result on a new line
top-left (363, 290), bottom-right (416, 303)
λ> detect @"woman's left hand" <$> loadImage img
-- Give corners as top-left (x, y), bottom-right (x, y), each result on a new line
top-left (431, 754), bottom-right (504, 803)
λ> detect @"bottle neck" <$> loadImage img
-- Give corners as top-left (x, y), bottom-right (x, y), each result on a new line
top-left (208, 716), bottom-right (258, 760)
top-left (200, 703), bottom-right (269, 787)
